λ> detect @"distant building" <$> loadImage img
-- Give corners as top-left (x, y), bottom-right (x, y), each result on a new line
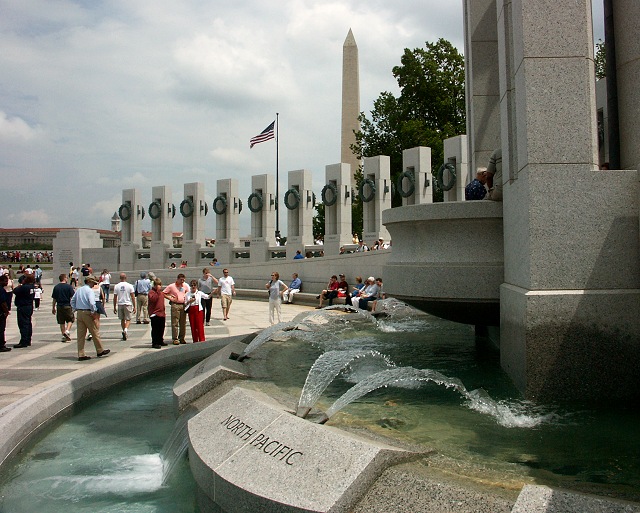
top-left (0, 228), bottom-right (120, 248)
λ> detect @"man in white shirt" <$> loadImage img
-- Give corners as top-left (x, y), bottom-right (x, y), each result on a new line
top-left (217, 268), bottom-right (236, 321)
top-left (113, 273), bottom-right (136, 340)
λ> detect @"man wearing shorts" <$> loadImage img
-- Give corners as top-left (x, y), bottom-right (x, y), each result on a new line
top-left (163, 273), bottom-right (188, 344)
top-left (51, 273), bottom-right (75, 342)
top-left (217, 268), bottom-right (235, 321)
top-left (113, 273), bottom-right (136, 340)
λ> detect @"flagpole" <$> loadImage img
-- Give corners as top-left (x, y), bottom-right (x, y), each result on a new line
top-left (275, 112), bottom-right (280, 241)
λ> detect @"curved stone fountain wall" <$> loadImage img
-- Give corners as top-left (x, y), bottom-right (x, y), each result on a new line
top-left (382, 200), bottom-right (503, 326)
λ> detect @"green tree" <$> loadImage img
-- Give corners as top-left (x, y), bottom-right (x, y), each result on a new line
top-left (313, 203), bottom-right (324, 240)
top-left (595, 39), bottom-right (606, 79)
top-left (352, 38), bottom-right (465, 204)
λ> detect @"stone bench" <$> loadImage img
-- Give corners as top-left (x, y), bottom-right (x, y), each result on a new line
top-left (235, 289), bottom-right (349, 307)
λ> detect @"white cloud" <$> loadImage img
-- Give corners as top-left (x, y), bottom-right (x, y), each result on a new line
top-left (0, 0), bottom-right (604, 235)
top-left (7, 209), bottom-right (51, 227)
top-left (0, 111), bottom-right (40, 140)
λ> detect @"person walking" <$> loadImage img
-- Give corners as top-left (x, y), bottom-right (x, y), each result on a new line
top-left (113, 273), bottom-right (136, 340)
top-left (217, 268), bottom-right (235, 321)
top-left (100, 269), bottom-right (112, 302)
top-left (134, 272), bottom-right (151, 324)
top-left (51, 273), bottom-right (75, 342)
top-left (197, 267), bottom-right (218, 326)
top-left (266, 272), bottom-right (288, 325)
top-left (163, 273), bottom-right (188, 345)
top-left (71, 275), bottom-right (110, 361)
top-left (148, 278), bottom-right (167, 349)
top-left (13, 272), bottom-right (36, 348)
top-left (0, 274), bottom-right (12, 352)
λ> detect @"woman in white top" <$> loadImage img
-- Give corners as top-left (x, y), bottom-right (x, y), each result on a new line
top-left (100, 269), bottom-right (112, 302)
top-left (266, 272), bottom-right (288, 325)
top-left (185, 280), bottom-right (210, 342)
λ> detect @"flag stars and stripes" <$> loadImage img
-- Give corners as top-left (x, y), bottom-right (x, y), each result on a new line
top-left (250, 121), bottom-right (275, 148)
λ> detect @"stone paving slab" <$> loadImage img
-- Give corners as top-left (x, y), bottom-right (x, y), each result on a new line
top-left (0, 288), bottom-right (311, 411)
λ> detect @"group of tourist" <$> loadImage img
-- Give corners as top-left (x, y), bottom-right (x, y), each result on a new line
top-left (0, 262), bottom-right (386, 358)
top-left (315, 274), bottom-right (384, 310)
top-left (0, 266), bottom-right (239, 359)
top-left (0, 251), bottom-right (52, 263)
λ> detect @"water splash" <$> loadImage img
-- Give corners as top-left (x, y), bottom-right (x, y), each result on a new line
top-left (465, 389), bottom-right (561, 428)
top-left (296, 350), bottom-right (395, 417)
top-left (27, 454), bottom-right (165, 500)
top-left (321, 366), bottom-right (555, 428)
top-left (160, 411), bottom-right (194, 483)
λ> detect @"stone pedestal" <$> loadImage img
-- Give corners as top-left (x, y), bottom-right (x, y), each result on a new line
top-left (323, 163), bottom-right (353, 255)
top-left (401, 147), bottom-right (433, 206)
top-left (181, 182), bottom-right (207, 266)
top-left (214, 179), bottom-right (241, 247)
top-left (250, 174), bottom-right (276, 263)
top-left (442, 136), bottom-right (469, 202)
top-left (149, 185), bottom-right (174, 270)
top-left (119, 188), bottom-right (143, 270)
top-left (361, 156), bottom-right (391, 245)
top-left (285, 169), bottom-right (314, 259)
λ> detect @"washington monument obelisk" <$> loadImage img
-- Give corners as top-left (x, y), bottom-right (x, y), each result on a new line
top-left (341, 28), bottom-right (360, 185)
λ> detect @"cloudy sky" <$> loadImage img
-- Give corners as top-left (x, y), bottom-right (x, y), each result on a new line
top-left (1, 1), bottom-right (603, 237)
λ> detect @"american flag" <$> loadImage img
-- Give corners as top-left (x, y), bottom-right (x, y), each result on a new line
top-left (250, 121), bottom-right (275, 148)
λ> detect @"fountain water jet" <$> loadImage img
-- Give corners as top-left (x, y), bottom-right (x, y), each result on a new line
top-left (296, 349), bottom-right (395, 417)
top-left (316, 366), bottom-right (556, 428)
top-left (230, 320), bottom-right (296, 361)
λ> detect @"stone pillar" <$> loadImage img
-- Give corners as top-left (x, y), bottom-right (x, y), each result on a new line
top-left (323, 163), bottom-right (352, 255)
top-left (442, 135), bottom-right (469, 202)
top-left (149, 186), bottom-right (174, 270)
top-left (180, 182), bottom-right (207, 266)
top-left (361, 156), bottom-right (391, 245)
top-left (498, 0), bottom-right (640, 402)
top-left (285, 169), bottom-right (314, 259)
top-left (119, 188), bottom-right (143, 270)
top-left (401, 147), bottom-right (433, 206)
top-left (342, 29), bottom-right (361, 186)
top-left (613, 0), bottom-right (640, 171)
top-left (464, 0), bottom-right (501, 174)
top-left (249, 174), bottom-right (276, 263)
top-left (213, 179), bottom-right (240, 265)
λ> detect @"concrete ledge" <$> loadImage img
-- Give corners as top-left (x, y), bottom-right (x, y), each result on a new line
top-left (173, 338), bottom-right (250, 413)
top-left (188, 387), bottom-right (417, 513)
top-left (0, 341), bottom-right (224, 467)
top-left (512, 485), bottom-right (640, 513)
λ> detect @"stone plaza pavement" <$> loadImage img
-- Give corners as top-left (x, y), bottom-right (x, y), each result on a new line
top-left (0, 279), bottom-right (312, 411)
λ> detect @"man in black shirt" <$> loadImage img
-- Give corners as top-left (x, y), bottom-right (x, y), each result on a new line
top-left (13, 272), bottom-right (35, 348)
top-left (52, 273), bottom-right (75, 342)
top-left (0, 274), bottom-right (12, 352)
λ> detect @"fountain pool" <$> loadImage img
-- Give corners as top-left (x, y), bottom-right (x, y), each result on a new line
top-left (0, 365), bottom-right (197, 513)
top-left (240, 305), bottom-right (640, 502)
